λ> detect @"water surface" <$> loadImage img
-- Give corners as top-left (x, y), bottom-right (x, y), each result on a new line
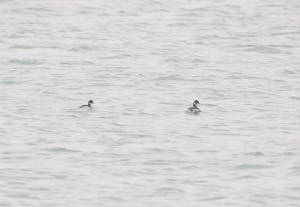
top-left (0, 0), bottom-right (299, 206)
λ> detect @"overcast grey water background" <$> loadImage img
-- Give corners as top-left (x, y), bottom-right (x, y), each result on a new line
top-left (0, 0), bottom-right (299, 206)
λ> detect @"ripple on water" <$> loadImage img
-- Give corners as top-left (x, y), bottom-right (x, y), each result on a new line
top-left (199, 196), bottom-right (226, 201)
top-left (8, 59), bottom-right (43, 65)
top-left (244, 152), bottom-right (264, 156)
top-left (9, 45), bottom-right (34, 49)
top-left (154, 187), bottom-right (186, 196)
top-left (42, 147), bottom-right (81, 153)
top-left (234, 164), bottom-right (272, 170)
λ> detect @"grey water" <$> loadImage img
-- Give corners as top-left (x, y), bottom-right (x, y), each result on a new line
top-left (0, 0), bottom-right (299, 206)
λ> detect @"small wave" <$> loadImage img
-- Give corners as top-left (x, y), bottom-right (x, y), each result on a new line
top-left (10, 45), bottom-right (34, 49)
top-left (42, 147), bottom-right (80, 153)
top-left (271, 31), bottom-right (299, 36)
top-left (237, 175), bottom-right (256, 179)
top-left (1, 79), bottom-right (17, 85)
top-left (235, 164), bottom-right (271, 170)
top-left (152, 74), bottom-right (182, 81)
top-left (289, 96), bottom-right (299, 100)
top-left (60, 60), bottom-right (95, 65)
top-left (155, 187), bottom-right (185, 195)
top-left (244, 152), bottom-right (264, 156)
top-left (8, 59), bottom-right (43, 65)
top-left (99, 54), bottom-right (131, 60)
top-left (283, 69), bottom-right (299, 75)
top-left (235, 45), bottom-right (282, 54)
top-left (70, 45), bottom-right (99, 52)
top-left (200, 196), bottom-right (226, 201)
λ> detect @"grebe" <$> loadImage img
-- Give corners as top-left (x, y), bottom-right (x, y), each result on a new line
top-left (80, 100), bottom-right (94, 108)
top-left (186, 100), bottom-right (201, 113)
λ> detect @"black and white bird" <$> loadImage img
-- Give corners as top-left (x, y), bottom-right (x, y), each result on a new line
top-left (186, 100), bottom-right (201, 113)
top-left (80, 100), bottom-right (94, 108)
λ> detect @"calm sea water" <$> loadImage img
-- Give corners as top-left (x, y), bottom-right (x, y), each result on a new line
top-left (0, 0), bottom-right (299, 206)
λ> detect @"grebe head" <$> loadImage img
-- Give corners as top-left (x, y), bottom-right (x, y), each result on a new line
top-left (88, 100), bottom-right (94, 106)
top-left (193, 100), bottom-right (200, 107)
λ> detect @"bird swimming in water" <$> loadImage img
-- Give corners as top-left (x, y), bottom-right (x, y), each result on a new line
top-left (186, 100), bottom-right (201, 113)
top-left (80, 100), bottom-right (94, 108)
